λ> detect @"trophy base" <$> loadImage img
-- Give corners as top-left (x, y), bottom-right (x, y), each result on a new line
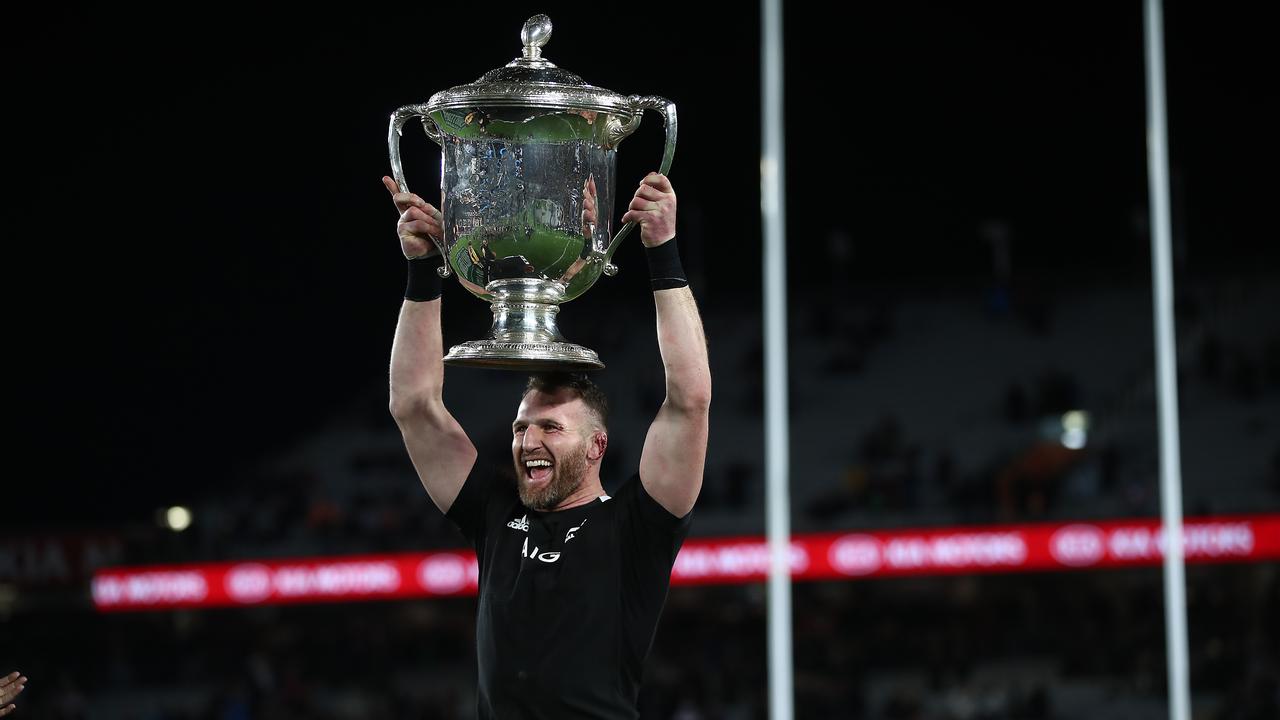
top-left (443, 340), bottom-right (604, 371)
top-left (444, 278), bottom-right (605, 370)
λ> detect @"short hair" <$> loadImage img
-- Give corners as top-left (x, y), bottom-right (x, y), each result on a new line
top-left (523, 372), bottom-right (609, 431)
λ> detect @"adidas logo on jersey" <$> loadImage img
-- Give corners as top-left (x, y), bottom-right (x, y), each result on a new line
top-left (507, 514), bottom-right (530, 532)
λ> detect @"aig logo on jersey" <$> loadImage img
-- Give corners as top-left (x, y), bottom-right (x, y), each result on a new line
top-left (521, 538), bottom-right (561, 563)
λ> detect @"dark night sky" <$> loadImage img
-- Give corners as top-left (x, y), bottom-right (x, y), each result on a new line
top-left (11, 2), bottom-right (1275, 529)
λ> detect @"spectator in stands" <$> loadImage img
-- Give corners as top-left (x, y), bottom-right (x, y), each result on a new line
top-left (0, 672), bottom-right (26, 717)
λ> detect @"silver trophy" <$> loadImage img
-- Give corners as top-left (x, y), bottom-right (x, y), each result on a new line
top-left (388, 14), bottom-right (677, 370)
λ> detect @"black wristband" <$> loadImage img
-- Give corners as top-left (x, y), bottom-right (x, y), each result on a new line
top-left (644, 238), bottom-right (688, 291)
top-left (405, 254), bottom-right (445, 302)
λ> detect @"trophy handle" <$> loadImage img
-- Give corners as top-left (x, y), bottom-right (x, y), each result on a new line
top-left (597, 95), bottom-right (678, 277)
top-left (388, 104), bottom-right (451, 276)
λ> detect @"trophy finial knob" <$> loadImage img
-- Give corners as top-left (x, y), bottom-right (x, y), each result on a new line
top-left (521, 15), bottom-right (553, 59)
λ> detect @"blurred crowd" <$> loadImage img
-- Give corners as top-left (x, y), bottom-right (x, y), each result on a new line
top-left (4, 565), bottom-right (1276, 719)
top-left (107, 270), bottom-right (1280, 573)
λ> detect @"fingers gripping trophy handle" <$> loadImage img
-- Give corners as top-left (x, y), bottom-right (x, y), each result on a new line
top-left (388, 104), bottom-right (451, 277)
top-left (600, 96), bottom-right (677, 277)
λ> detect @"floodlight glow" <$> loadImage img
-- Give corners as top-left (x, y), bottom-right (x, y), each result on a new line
top-left (166, 506), bottom-right (193, 532)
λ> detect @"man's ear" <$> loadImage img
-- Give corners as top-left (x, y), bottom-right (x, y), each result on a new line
top-left (588, 430), bottom-right (608, 463)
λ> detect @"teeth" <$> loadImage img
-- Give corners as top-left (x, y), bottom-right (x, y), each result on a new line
top-left (525, 460), bottom-right (552, 468)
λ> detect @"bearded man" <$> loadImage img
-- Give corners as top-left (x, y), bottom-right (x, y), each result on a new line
top-left (382, 171), bottom-right (710, 720)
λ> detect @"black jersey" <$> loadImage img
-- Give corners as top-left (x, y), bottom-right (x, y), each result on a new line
top-left (446, 471), bottom-right (691, 719)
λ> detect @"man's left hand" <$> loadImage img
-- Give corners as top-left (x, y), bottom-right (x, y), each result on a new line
top-left (621, 173), bottom-right (676, 248)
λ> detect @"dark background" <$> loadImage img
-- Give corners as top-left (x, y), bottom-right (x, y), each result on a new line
top-left (5, 3), bottom-right (1279, 719)
top-left (11, 2), bottom-right (1276, 525)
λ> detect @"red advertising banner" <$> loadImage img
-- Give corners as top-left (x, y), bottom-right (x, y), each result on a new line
top-left (92, 515), bottom-right (1280, 611)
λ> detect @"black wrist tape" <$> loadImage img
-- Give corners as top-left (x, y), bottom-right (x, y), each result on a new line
top-left (644, 239), bottom-right (688, 291)
top-left (405, 255), bottom-right (445, 302)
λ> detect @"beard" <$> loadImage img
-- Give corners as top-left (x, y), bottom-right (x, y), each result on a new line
top-left (515, 440), bottom-right (589, 511)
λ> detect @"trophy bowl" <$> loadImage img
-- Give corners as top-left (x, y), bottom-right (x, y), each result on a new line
top-left (388, 14), bottom-right (677, 370)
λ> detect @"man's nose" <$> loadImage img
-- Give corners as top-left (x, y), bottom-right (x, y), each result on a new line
top-left (521, 427), bottom-right (543, 450)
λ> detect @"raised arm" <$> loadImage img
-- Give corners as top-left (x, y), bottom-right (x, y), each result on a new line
top-left (624, 174), bottom-right (712, 518)
top-left (382, 176), bottom-right (477, 514)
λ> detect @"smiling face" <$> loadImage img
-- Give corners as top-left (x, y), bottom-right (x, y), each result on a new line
top-left (511, 387), bottom-right (606, 511)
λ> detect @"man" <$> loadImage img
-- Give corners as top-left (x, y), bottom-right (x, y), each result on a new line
top-left (380, 171), bottom-right (711, 719)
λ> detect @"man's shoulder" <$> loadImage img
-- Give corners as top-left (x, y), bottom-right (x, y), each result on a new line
top-left (610, 472), bottom-right (643, 498)
top-left (606, 473), bottom-right (653, 512)
top-left (613, 472), bottom-right (693, 528)
top-left (446, 468), bottom-right (520, 539)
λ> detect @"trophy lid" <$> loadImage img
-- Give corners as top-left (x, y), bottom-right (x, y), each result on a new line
top-left (425, 14), bottom-right (635, 115)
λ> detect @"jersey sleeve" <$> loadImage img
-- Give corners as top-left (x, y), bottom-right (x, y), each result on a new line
top-left (615, 473), bottom-right (692, 572)
top-left (445, 470), bottom-right (512, 547)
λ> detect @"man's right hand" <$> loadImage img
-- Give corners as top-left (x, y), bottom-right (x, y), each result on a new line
top-left (383, 177), bottom-right (478, 516)
top-left (382, 176), bottom-right (443, 259)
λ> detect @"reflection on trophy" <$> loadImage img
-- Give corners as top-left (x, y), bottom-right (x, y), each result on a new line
top-left (388, 14), bottom-right (677, 370)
